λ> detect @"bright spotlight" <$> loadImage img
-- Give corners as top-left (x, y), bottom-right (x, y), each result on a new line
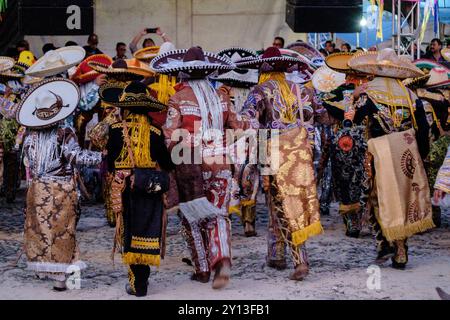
top-left (360, 17), bottom-right (367, 27)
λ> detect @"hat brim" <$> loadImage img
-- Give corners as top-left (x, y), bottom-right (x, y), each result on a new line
top-left (0, 69), bottom-right (24, 81)
top-left (349, 51), bottom-right (425, 79)
top-left (286, 42), bottom-right (324, 66)
top-left (25, 46), bottom-right (86, 78)
top-left (426, 79), bottom-right (450, 89)
top-left (0, 57), bottom-right (15, 73)
top-left (312, 66), bottom-right (346, 93)
top-left (325, 52), bottom-right (357, 74)
top-left (16, 78), bottom-right (80, 129)
top-left (133, 46), bottom-right (160, 63)
top-left (88, 61), bottom-right (154, 81)
top-left (150, 49), bottom-right (235, 79)
top-left (71, 54), bottom-right (113, 84)
top-left (99, 82), bottom-right (166, 112)
top-left (403, 74), bottom-right (432, 88)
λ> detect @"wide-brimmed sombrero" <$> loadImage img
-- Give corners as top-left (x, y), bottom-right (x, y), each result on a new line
top-left (325, 52), bottom-right (354, 73)
top-left (312, 65), bottom-right (346, 93)
top-left (286, 42), bottom-right (324, 67)
top-left (0, 64), bottom-right (25, 82)
top-left (404, 59), bottom-right (449, 89)
top-left (16, 78), bottom-right (80, 129)
top-left (0, 57), bottom-right (15, 73)
top-left (88, 58), bottom-right (154, 81)
top-left (150, 46), bottom-right (235, 79)
top-left (99, 80), bottom-right (166, 111)
top-left (235, 47), bottom-right (308, 73)
top-left (212, 47), bottom-right (258, 88)
top-left (25, 46), bottom-right (86, 78)
top-left (424, 67), bottom-right (450, 89)
top-left (71, 54), bottom-right (113, 84)
top-left (133, 46), bottom-right (161, 63)
top-left (348, 48), bottom-right (424, 79)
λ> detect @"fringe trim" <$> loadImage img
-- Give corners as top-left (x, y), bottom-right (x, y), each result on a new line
top-left (381, 217), bottom-right (436, 242)
top-left (228, 205), bottom-right (241, 216)
top-left (122, 252), bottom-right (161, 267)
top-left (240, 199), bottom-right (256, 207)
top-left (291, 221), bottom-right (324, 246)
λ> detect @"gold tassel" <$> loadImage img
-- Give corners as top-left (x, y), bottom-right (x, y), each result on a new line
top-left (240, 199), bottom-right (256, 207)
top-left (381, 217), bottom-right (436, 242)
top-left (122, 252), bottom-right (161, 266)
top-left (291, 221), bottom-right (324, 246)
top-left (339, 203), bottom-right (360, 214)
top-left (228, 205), bottom-right (241, 216)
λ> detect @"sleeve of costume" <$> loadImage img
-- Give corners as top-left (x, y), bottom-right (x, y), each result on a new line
top-left (240, 86), bottom-right (264, 129)
top-left (61, 128), bottom-right (102, 167)
top-left (434, 146), bottom-right (450, 193)
top-left (222, 92), bottom-right (251, 131)
top-left (79, 83), bottom-right (100, 112)
top-left (151, 130), bottom-right (175, 172)
top-left (163, 97), bottom-right (182, 150)
top-left (106, 127), bottom-right (123, 173)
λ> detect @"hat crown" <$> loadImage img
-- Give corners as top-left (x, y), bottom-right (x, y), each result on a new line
top-left (183, 47), bottom-right (206, 62)
top-left (262, 47), bottom-right (282, 59)
top-left (159, 42), bottom-right (176, 55)
top-left (43, 51), bottom-right (66, 68)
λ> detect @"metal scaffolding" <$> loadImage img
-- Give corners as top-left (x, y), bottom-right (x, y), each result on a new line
top-left (391, 0), bottom-right (421, 59)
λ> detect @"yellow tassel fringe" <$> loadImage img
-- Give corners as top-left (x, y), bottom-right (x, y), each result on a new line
top-left (122, 252), bottom-right (161, 266)
top-left (240, 199), bottom-right (256, 207)
top-left (228, 205), bottom-right (241, 216)
top-left (291, 221), bottom-right (324, 246)
top-left (381, 217), bottom-right (436, 242)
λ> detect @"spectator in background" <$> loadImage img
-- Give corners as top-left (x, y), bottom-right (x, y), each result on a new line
top-left (325, 40), bottom-right (335, 55)
top-left (42, 43), bottom-right (57, 55)
top-left (424, 38), bottom-right (445, 63)
top-left (341, 43), bottom-right (351, 53)
top-left (65, 41), bottom-right (78, 46)
top-left (129, 27), bottom-right (170, 54)
top-left (113, 42), bottom-right (128, 61)
top-left (16, 40), bottom-right (30, 53)
top-left (83, 33), bottom-right (103, 58)
top-left (272, 37), bottom-right (285, 49)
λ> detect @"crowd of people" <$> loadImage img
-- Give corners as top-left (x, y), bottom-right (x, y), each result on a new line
top-left (1, 29), bottom-right (450, 299)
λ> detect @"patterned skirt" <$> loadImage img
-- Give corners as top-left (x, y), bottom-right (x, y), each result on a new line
top-left (24, 177), bottom-right (83, 278)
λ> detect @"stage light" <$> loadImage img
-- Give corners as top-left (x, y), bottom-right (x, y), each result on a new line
top-left (360, 17), bottom-right (367, 27)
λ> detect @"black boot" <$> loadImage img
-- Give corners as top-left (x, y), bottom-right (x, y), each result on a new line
top-left (391, 240), bottom-right (408, 270)
top-left (127, 265), bottom-right (150, 297)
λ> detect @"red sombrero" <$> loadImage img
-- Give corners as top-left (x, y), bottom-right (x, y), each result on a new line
top-left (71, 54), bottom-right (113, 84)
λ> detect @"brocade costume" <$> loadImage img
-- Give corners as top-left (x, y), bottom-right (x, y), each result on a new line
top-left (242, 73), bottom-right (322, 270)
top-left (163, 81), bottom-right (250, 278)
top-left (22, 126), bottom-right (102, 281)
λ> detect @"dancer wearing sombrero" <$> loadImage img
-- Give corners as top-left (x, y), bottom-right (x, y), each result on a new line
top-left (403, 59), bottom-right (450, 228)
top-left (104, 80), bottom-right (173, 297)
top-left (0, 56), bottom-right (27, 203)
top-left (151, 46), bottom-right (251, 289)
top-left (213, 47), bottom-right (260, 237)
top-left (239, 47), bottom-right (323, 281)
top-left (18, 77), bottom-right (102, 291)
top-left (347, 48), bottom-right (435, 269)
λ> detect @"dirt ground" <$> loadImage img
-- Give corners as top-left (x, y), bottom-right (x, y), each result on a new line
top-left (1, 189), bottom-right (450, 300)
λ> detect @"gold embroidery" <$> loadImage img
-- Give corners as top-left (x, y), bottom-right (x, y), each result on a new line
top-left (131, 236), bottom-right (160, 250)
top-left (114, 114), bottom-right (157, 169)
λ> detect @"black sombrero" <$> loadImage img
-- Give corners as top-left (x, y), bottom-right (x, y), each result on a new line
top-left (150, 46), bottom-right (235, 80)
top-left (212, 47), bottom-right (258, 88)
top-left (99, 80), bottom-right (166, 112)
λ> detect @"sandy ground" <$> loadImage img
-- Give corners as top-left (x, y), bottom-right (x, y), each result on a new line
top-left (1, 189), bottom-right (450, 300)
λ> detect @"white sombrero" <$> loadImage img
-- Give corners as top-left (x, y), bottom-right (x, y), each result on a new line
top-left (0, 57), bottom-right (15, 73)
top-left (25, 46), bottom-right (86, 78)
top-left (312, 65), bottom-right (346, 93)
top-left (16, 78), bottom-right (80, 129)
top-left (348, 48), bottom-right (424, 79)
